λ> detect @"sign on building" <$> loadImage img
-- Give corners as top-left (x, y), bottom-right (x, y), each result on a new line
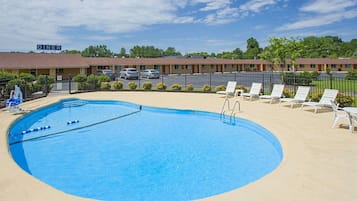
top-left (37, 44), bottom-right (62, 51)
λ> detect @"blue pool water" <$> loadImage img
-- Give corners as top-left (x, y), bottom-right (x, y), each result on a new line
top-left (9, 99), bottom-right (282, 201)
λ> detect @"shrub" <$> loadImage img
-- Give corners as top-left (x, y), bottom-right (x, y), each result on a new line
top-left (215, 85), bottom-right (226, 92)
top-left (100, 82), bottom-right (111, 90)
top-left (236, 85), bottom-right (248, 92)
top-left (86, 74), bottom-right (98, 89)
top-left (202, 84), bottom-right (211, 92)
top-left (170, 83), bottom-right (182, 91)
top-left (345, 70), bottom-right (357, 80)
top-left (112, 81), bottom-right (123, 90)
top-left (19, 73), bottom-right (36, 82)
top-left (186, 84), bottom-right (194, 91)
top-left (335, 93), bottom-right (354, 107)
top-left (309, 91), bottom-right (323, 102)
top-left (156, 82), bottom-right (167, 90)
top-left (128, 82), bottom-right (137, 90)
top-left (97, 74), bottom-right (111, 83)
top-left (142, 82), bottom-right (152, 90)
top-left (72, 74), bottom-right (87, 83)
top-left (282, 88), bottom-right (294, 98)
top-left (35, 75), bottom-right (55, 93)
top-left (0, 72), bottom-right (17, 81)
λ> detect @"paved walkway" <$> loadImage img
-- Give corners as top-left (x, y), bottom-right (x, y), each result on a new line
top-left (1, 92), bottom-right (357, 201)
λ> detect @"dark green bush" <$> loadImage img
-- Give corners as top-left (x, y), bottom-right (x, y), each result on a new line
top-left (345, 70), bottom-right (357, 80)
top-left (19, 73), bottom-right (35, 82)
top-left (72, 74), bottom-right (87, 83)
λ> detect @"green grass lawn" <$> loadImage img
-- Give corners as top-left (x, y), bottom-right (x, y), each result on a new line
top-left (312, 79), bottom-right (357, 106)
top-left (312, 79), bottom-right (357, 91)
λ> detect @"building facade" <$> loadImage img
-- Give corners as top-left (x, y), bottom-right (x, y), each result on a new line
top-left (1, 53), bottom-right (357, 79)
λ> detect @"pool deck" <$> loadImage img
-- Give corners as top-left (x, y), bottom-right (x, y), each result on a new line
top-left (1, 91), bottom-right (357, 201)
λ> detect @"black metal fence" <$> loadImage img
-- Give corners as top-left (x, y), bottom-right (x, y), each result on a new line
top-left (1, 72), bottom-right (356, 108)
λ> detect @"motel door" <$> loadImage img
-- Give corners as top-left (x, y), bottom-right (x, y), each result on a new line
top-left (318, 64), bottom-right (322, 71)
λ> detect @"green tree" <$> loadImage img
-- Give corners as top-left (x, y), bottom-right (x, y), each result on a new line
top-left (163, 47), bottom-right (182, 56)
top-left (82, 45), bottom-right (113, 57)
top-left (117, 47), bottom-right (128, 57)
top-left (244, 37), bottom-right (262, 59)
top-left (259, 37), bottom-right (289, 71)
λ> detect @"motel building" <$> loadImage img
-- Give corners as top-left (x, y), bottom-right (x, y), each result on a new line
top-left (1, 52), bottom-right (357, 80)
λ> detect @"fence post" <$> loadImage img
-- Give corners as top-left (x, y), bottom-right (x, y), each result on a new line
top-left (44, 75), bottom-right (48, 96)
top-left (262, 73), bottom-right (265, 94)
top-left (209, 72), bottom-right (212, 89)
top-left (68, 75), bottom-right (72, 94)
top-left (329, 74), bottom-right (333, 89)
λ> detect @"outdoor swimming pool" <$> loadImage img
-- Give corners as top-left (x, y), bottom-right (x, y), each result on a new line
top-left (9, 99), bottom-right (283, 201)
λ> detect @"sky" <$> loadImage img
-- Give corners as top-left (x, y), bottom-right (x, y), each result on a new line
top-left (0, 0), bottom-right (357, 54)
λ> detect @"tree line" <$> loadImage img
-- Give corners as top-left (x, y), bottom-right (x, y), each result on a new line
top-left (61, 36), bottom-right (357, 59)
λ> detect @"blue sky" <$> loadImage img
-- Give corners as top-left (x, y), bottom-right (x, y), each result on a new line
top-left (1, 0), bottom-right (357, 54)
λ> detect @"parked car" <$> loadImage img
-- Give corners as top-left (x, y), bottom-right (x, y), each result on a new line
top-left (141, 69), bottom-right (160, 79)
top-left (97, 69), bottom-right (116, 80)
top-left (119, 68), bottom-right (139, 80)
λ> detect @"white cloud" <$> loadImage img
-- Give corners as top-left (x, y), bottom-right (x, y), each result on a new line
top-left (191, 0), bottom-right (231, 11)
top-left (239, 0), bottom-right (277, 13)
top-left (300, 0), bottom-right (357, 13)
top-left (279, 0), bottom-right (357, 30)
top-left (0, 0), bottom-right (193, 50)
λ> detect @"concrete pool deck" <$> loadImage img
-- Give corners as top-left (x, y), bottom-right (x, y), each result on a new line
top-left (1, 91), bottom-right (357, 201)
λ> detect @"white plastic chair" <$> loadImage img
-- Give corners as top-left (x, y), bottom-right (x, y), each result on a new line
top-left (280, 86), bottom-right (310, 108)
top-left (331, 101), bottom-right (349, 129)
top-left (301, 89), bottom-right (338, 113)
top-left (216, 81), bottom-right (237, 98)
top-left (241, 82), bottom-right (262, 100)
top-left (259, 84), bottom-right (284, 104)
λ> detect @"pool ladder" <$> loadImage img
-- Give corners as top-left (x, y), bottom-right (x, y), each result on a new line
top-left (220, 98), bottom-right (240, 123)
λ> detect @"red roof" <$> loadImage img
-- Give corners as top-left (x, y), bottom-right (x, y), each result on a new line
top-left (0, 53), bottom-right (88, 69)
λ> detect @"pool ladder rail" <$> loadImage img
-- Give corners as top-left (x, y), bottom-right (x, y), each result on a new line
top-left (220, 97), bottom-right (240, 123)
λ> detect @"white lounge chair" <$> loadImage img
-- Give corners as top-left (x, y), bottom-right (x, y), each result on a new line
top-left (216, 81), bottom-right (237, 98)
top-left (280, 86), bottom-right (310, 108)
top-left (241, 82), bottom-right (262, 100)
top-left (331, 101), bottom-right (349, 129)
top-left (301, 89), bottom-right (338, 113)
top-left (259, 84), bottom-right (284, 104)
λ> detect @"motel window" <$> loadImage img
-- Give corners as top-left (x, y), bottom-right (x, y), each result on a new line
top-left (29, 69), bottom-right (37, 76)
top-left (224, 64), bottom-right (227, 69)
top-left (97, 66), bottom-right (110, 70)
top-left (115, 65), bottom-right (122, 72)
top-left (331, 64), bottom-right (337, 68)
top-left (154, 65), bottom-right (160, 70)
top-left (56, 68), bottom-right (64, 73)
top-left (211, 64), bottom-right (214, 69)
top-left (249, 64), bottom-right (255, 68)
top-left (310, 64), bottom-right (316, 68)
top-left (345, 64), bottom-right (352, 68)
top-left (299, 64), bottom-right (305, 68)
top-left (174, 65), bottom-right (179, 70)
top-left (140, 65), bottom-right (146, 71)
